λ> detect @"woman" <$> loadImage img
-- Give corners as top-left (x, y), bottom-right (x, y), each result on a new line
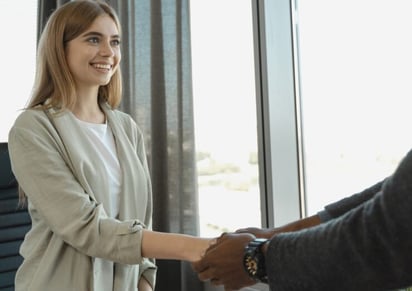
top-left (8, 1), bottom-right (213, 290)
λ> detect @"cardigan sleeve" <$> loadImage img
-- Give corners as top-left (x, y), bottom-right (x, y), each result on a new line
top-left (266, 149), bottom-right (412, 290)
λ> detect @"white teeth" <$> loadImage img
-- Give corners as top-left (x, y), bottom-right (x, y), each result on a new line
top-left (93, 63), bottom-right (111, 70)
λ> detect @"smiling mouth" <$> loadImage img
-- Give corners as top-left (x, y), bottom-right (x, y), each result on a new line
top-left (92, 63), bottom-right (112, 70)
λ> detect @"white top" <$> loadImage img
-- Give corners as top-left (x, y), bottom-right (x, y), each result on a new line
top-left (74, 116), bottom-right (121, 291)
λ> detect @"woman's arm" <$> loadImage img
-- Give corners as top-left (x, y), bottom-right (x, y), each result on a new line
top-left (142, 230), bottom-right (215, 262)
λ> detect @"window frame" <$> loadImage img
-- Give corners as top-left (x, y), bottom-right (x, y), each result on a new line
top-left (253, 0), bottom-right (305, 228)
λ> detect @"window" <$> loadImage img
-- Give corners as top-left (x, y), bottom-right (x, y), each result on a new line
top-left (252, 0), bottom-right (304, 227)
top-left (297, 0), bottom-right (412, 214)
top-left (189, 0), bottom-right (261, 237)
top-left (190, 0), bottom-right (412, 288)
top-left (0, 1), bottom-right (37, 142)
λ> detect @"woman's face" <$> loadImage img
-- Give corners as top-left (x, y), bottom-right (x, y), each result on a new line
top-left (65, 14), bottom-right (121, 91)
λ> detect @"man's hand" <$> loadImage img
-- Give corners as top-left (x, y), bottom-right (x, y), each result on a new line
top-left (192, 232), bottom-right (257, 290)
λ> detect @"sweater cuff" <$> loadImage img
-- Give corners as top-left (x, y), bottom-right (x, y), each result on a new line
top-left (317, 209), bottom-right (333, 222)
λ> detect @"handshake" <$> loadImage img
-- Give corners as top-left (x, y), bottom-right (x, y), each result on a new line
top-left (191, 215), bottom-right (321, 290)
top-left (192, 228), bottom-right (270, 290)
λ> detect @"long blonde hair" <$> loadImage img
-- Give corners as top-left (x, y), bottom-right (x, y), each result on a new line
top-left (29, 0), bottom-right (123, 111)
top-left (19, 1), bottom-right (123, 206)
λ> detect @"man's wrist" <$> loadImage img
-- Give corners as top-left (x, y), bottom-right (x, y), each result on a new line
top-left (243, 238), bottom-right (268, 283)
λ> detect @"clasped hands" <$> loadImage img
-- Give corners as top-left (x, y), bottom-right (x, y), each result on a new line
top-left (192, 215), bottom-right (321, 290)
top-left (192, 227), bottom-right (273, 291)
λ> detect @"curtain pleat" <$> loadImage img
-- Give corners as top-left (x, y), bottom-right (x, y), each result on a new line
top-left (37, 0), bottom-right (202, 290)
top-left (37, 0), bottom-right (70, 36)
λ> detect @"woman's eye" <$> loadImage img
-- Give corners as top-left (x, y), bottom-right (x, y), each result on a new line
top-left (111, 39), bottom-right (121, 46)
top-left (88, 37), bottom-right (99, 44)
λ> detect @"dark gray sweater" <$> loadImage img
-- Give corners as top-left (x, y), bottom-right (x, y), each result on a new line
top-left (266, 149), bottom-right (412, 290)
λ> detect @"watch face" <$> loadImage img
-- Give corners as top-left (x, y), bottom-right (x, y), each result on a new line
top-left (243, 238), bottom-right (268, 282)
top-left (244, 254), bottom-right (259, 276)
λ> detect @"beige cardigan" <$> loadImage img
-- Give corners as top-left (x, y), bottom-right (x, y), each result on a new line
top-left (8, 104), bottom-right (157, 291)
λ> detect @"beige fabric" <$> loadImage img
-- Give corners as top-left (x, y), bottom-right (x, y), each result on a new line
top-left (8, 104), bottom-right (156, 291)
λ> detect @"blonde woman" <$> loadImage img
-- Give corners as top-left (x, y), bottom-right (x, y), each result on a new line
top-left (8, 1), bottom-right (213, 290)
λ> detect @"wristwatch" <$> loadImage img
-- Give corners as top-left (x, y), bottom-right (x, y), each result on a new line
top-left (243, 238), bottom-right (268, 283)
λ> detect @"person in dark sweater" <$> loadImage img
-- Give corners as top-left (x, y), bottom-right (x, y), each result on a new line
top-left (192, 148), bottom-right (412, 290)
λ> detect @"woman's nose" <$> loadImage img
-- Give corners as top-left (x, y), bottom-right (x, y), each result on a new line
top-left (99, 42), bottom-right (115, 57)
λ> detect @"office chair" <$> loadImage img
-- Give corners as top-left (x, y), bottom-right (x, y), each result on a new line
top-left (0, 142), bottom-right (31, 291)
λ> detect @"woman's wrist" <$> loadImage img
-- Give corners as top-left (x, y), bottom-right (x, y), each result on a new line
top-left (141, 230), bottom-right (214, 262)
top-left (183, 237), bottom-right (215, 262)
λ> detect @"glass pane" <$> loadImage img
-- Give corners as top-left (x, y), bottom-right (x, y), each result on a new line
top-left (0, 1), bottom-right (37, 142)
top-left (190, 0), bottom-right (261, 237)
top-left (297, 0), bottom-right (412, 214)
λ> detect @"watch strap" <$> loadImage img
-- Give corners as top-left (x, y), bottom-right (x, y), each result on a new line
top-left (243, 238), bottom-right (268, 283)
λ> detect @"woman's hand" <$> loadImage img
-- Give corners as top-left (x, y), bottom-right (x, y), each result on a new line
top-left (187, 237), bottom-right (217, 262)
top-left (192, 233), bottom-right (257, 290)
top-left (141, 230), bottom-right (217, 262)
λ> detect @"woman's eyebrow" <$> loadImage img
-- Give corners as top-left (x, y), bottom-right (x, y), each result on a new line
top-left (82, 31), bottom-right (120, 38)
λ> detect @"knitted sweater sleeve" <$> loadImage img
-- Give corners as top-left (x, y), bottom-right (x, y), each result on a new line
top-left (317, 179), bottom-right (386, 222)
top-left (266, 150), bottom-right (412, 291)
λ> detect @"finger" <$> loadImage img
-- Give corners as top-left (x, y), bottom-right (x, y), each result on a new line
top-left (204, 239), bottom-right (221, 252)
top-left (209, 237), bottom-right (218, 246)
top-left (235, 227), bottom-right (258, 233)
top-left (235, 228), bottom-right (248, 233)
top-left (192, 260), bottom-right (207, 273)
top-left (197, 268), bottom-right (215, 282)
top-left (218, 232), bottom-right (228, 239)
top-left (224, 284), bottom-right (241, 291)
top-left (203, 234), bottom-right (230, 253)
top-left (210, 278), bottom-right (221, 286)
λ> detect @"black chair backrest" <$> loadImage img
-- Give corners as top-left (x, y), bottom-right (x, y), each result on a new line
top-left (0, 142), bottom-right (31, 291)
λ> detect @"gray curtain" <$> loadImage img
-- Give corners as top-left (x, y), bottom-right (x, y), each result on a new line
top-left (37, 0), bottom-right (70, 38)
top-left (37, 1), bottom-right (202, 290)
